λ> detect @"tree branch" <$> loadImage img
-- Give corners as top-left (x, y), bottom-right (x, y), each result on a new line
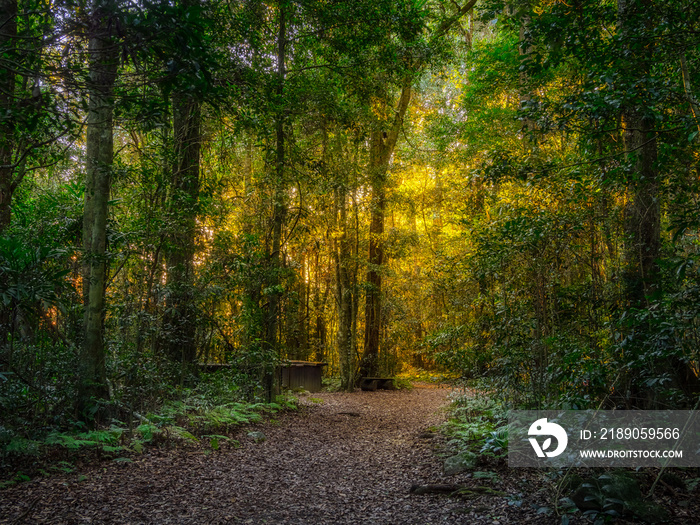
top-left (433, 0), bottom-right (478, 39)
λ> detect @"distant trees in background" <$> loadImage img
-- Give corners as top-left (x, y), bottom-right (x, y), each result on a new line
top-left (1, 0), bottom-right (699, 436)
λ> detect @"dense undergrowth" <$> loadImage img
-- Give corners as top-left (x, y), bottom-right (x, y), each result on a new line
top-left (0, 368), bottom-right (298, 489)
top-left (443, 387), bottom-right (700, 524)
top-left (443, 388), bottom-right (509, 461)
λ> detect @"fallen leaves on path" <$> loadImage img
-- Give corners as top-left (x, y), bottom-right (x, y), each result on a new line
top-left (4, 386), bottom-right (691, 524)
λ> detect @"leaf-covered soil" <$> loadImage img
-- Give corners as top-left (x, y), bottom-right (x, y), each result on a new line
top-left (1, 385), bottom-right (698, 524)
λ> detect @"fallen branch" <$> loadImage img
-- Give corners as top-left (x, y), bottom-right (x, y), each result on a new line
top-left (409, 484), bottom-right (507, 498)
top-left (410, 484), bottom-right (461, 495)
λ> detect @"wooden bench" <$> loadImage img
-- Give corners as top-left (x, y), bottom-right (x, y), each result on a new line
top-left (360, 377), bottom-right (396, 391)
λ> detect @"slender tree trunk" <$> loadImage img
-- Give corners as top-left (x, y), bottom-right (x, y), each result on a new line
top-left (0, 0), bottom-right (17, 232)
top-left (359, 82), bottom-right (412, 379)
top-left (159, 0), bottom-right (203, 365)
top-left (257, 1), bottom-right (288, 401)
top-left (680, 53), bottom-right (700, 136)
top-left (361, 162), bottom-right (384, 379)
top-left (335, 186), bottom-right (355, 390)
top-left (266, 2), bottom-right (287, 353)
top-left (0, 0), bottom-right (17, 348)
top-left (80, 0), bottom-right (118, 410)
top-left (312, 246), bottom-right (324, 361)
top-left (518, 9), bottom-right (535, 137)
top-left (314, 288), bottom-right (328, 363)
top-left (299, 252), bottom-right (308, 358)
top-left (350, 189), bottom-right (360, 376)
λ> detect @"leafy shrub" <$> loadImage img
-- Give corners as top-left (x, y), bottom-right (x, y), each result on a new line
top-left (444, 393), bottom-right (509, 458)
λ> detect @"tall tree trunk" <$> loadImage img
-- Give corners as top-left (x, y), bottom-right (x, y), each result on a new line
top-left (617, 0), bottom-right (660, 307)
top-left (159, 0), bottom-right (204, 365)
top-left (615, 0), bottom-right (700, 405)
top-left (162, 91), bottom-right (201, 363)
top-left (358, 82), bottom-right (412, 379)
top-left (0, 0), bottom-right (17, 349)
top-left (80, 0), bottom-right (118, 411)
top-left (361, 162), bottom-right (384, 379)
top-left (0, 0), bottom-right (17, 232)
top-left (352, 0), bottom-right (472, 380)
top-left (257, 1), bottom-right (288, 400)
top-left (299, 252), bottom-right (308, 358)
top-left (265, 2), bottom-right (287, 353)
top-left (621, 106), bottom-right (660, 306)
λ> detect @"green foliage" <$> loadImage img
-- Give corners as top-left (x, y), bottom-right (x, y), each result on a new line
top-left (203, 434), bottom-right (230, 450)
top-left (481, 426), bottom-right (509, 456)
top-left (393, 378), bottom-right (414, 390)
top-left (0, 471), bottom-right (31, 489)
top-left (136, 423), bottom-right (159, 443)
top-left (1, 358), bottom-right (298, 476)
top-left (2, 437), bottom-right (41, 456)
top-left (132, 390), bottom-right (297, 441)
top-left (443, 393), bottom-right (508, 458)
top-left (4, 0), bottom-right (700, 477)
top-left (52, 461), bottom-right (75, 473)
top-left (44, 427), bottom-right (124, 451)
top-left (0, 236), bottom-right (70, 310)
top-left (322, 377), bottom-right (343, 392)
top-left (10, 181), bottom-right (84, 251)
top-left (566, 471), bottom-right (669, 523)
top-left (0, 338), bottom-right (81, 433)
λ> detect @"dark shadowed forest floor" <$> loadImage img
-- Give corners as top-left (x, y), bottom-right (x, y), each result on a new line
top-left (1, 386), bottom-right (698, 524)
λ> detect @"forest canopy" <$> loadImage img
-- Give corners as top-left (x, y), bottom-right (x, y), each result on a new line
top-left (1, 0), bottom-right (699, 438)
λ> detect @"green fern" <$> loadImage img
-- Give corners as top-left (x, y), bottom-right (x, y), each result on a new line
top-left (136, 423), bottom-right (160, 442)
top-left (203, 434), bottom-right (229, 450)
top-left (3, 437), bottom-right (40, 455)
top-left (171, 426), bottom-right (198, 442)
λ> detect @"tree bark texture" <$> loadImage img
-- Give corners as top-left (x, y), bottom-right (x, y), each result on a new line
top-left (265, 1), bottom-right (287, 354)
top-left (680, 53), bottom-right (700, 136)
top-left (80, 0), bottom-right (118, 408)
top-left (335, 186), bottom-right (356, 390)
top-left (162, 92), bottom-right (201, 363)
top-left (0, 0), bottom-right (17, 348)
top-left (359, 82), bottom-right (412, 379)
top-left (0, 0), bottom-right (17, 232)
top-left (621, 108), bottom-right (660, 306)
top-left (614, 0), bottom-right (700, 406)
top-left (617, 0), bottom-right (660, 307)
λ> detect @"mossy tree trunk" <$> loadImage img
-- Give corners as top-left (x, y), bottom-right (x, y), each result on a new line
top-left (80, 0), bottom-right (119, 412)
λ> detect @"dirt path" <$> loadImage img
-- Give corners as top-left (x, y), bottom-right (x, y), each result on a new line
top-left (1, 386), bottom-right (509, 524)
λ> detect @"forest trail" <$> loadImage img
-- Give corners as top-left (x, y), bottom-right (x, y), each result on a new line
top-left (1, 386), bottom-right (522, 524)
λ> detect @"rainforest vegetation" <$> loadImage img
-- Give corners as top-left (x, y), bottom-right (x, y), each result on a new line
top-left (1, 0), bottom-right (700, 443)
